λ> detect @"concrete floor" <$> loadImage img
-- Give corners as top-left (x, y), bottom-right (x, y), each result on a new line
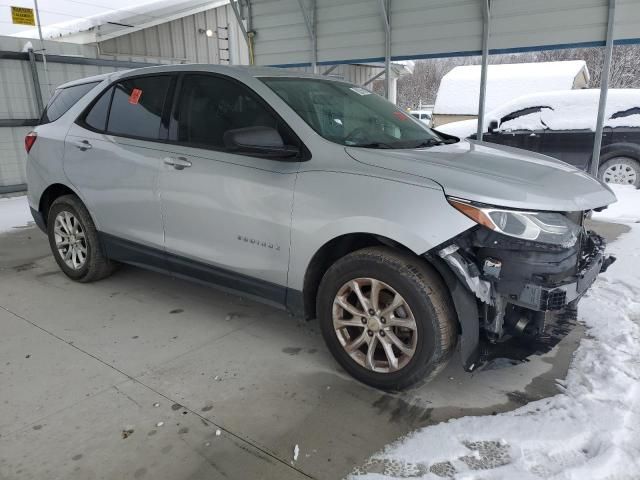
top-left (0, 220), bottom-right (625, 480)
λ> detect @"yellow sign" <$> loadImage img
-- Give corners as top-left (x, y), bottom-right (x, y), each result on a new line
top-left (11, 6), bottom-right (35, 26)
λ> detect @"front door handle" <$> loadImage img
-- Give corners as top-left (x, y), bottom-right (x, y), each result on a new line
top-left (164, 157), bottom-right (192, 170)
top-left (74, 139), bottom-right (92, 151)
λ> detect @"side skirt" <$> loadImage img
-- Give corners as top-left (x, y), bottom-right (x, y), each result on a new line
top-left (99, 232), bottom-right (303, 315)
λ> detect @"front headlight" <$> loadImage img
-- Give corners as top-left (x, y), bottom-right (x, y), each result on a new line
top-left (448, 197), bottom-right (580, 246)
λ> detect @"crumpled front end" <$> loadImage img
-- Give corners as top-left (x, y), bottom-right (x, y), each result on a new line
top-left (428, 211), bottom-right (615, 371)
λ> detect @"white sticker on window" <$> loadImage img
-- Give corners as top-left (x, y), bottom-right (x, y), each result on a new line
top-left (350, 87), bottom-right (371, 96)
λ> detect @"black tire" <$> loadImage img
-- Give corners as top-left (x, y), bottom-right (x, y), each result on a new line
top-left (317, 247), bottom-right (457, 391)
top-left (598, 148), bottom-right (640, 188)
top-left (47, 194), bottom-right (116, 282)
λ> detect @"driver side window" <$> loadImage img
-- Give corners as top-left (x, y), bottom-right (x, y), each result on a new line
top-left (173, 74), bottom-right (293, 150)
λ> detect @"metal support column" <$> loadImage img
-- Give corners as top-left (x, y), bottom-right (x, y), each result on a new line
top-left (378, 0), bottom-right (391, 100)
top-left (297, 0), bottom-right (317, 73)
top-left (27, 48), bottom-right (44, 116)
top-left (477, 0), bottom-right (491, 141)
top-left (229, 0), bottom-right (253, 64)
top-left (591, 0), bottom-right (616, 178)
top-left (33, 0), bottom-right (51, 97)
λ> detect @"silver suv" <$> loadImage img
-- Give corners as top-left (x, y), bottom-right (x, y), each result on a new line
top-left (27, 65), bottom-right (616, 390)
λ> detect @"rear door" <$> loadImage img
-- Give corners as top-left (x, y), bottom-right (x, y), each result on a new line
top-left (158, 73), bottom-right (301, 301)
top-left (64, 74), bottom-right (175, 252)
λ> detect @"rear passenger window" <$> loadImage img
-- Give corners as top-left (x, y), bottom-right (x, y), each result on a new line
top-left (174, 74), bottom-right (292, 150)
top-left (107, 76), bottom-right (172, 140)
top-left (41, 82), bottom-right (99, 124)
top-left (84, 87), bottom-right (113, 131)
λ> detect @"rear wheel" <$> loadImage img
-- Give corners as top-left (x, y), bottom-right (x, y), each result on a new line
top-left (47, 194), bottom-right (116, 282)
top-left (598, 156), bottom-right (640, 188)
top-left (317, 247), bottom-right (457, 390)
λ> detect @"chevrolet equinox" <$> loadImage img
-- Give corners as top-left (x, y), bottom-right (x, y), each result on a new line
top-left (27, 65), bottom-right (616, 390)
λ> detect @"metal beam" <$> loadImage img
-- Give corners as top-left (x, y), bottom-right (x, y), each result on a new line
top-left (363, 70), bottom-right (385, 86)
top-left (591, 0), bottom-right (616, 178)
top-left (378, 0), bottom-right (391, 100)
top-left (27, 49), bottom-right (44, 116)
top-left (229, 0), bottom-right (251, 50)
top-left (0, 184), bottom-right (27, 194)
top-left (322, 65), bottom-right (339, 75)
top-left (476, 0), bottom-right (491, 141)
top-left (297, 0), bottom-right (317, 72)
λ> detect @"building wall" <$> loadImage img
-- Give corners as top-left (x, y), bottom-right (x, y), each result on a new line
top-left (432, 114), bottom-right (476, 128)
top-left (0, 35), bottom-right (154, 190)
top-left (96, 4), bottom-right (248, 65)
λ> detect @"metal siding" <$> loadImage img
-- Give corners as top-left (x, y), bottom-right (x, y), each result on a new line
top-left (0, 35), bottom-right (160, 188)
top-left (250, 0), bottom-right (640, 66)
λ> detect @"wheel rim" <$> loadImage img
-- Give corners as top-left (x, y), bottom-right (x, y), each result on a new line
top-left (332, 278), bottom-right (418, 373)
top-left (54, 211), bottom-right (88, 270)
top-left (602, 158), bottom-right (637, 185)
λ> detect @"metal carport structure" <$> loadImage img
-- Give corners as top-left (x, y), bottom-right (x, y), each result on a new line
top-left (230, 0), bottom-right (640, 177)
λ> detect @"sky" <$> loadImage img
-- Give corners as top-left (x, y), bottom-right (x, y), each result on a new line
top-left (0, 0), bottom-right (162, 36)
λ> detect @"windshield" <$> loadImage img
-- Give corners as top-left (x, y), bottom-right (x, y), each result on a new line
top-left (260, 77), bottom-right (452, 149)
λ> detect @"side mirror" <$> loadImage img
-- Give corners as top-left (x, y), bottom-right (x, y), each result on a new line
top-left (488, 120), bottom-right (498, 133)
top-left (223, 126), bottom-right (299, 159)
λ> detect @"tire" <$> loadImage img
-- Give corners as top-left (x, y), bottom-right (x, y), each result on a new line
top-left (598, 150), bottom-right (640, 188)
top-left (317, 246), bottom-right (457, 391)
top-left (47, 194), bottom-right (116, 282)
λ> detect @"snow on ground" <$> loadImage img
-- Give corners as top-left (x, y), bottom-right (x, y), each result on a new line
top-left (0, 195), bottom-right (32, 233)
top-left (351, 186), bottom-right (640, 480)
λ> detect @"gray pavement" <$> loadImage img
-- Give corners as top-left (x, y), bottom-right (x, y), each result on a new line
top-left (0, 220), bottom-right (623, 480)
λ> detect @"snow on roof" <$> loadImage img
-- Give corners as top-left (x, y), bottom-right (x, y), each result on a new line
top-left (433, 61), bottom-right (589, 115)
top-left (437, 89), bottom-right (640, 138)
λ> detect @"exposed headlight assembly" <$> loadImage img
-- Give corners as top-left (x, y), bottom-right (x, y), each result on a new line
top-left (448, 197), bottom-right (580, 247)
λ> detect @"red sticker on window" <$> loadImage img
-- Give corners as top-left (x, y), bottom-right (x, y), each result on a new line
top-left (129, 88), bottom-right (142, 105)
top-left (393, 111), bottom-right (408, 121)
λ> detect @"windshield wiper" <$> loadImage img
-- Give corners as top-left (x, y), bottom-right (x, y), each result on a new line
top-left (350, 142), bottom-right (395, 149)
top-left (411, 139), bottom-right (448, 148)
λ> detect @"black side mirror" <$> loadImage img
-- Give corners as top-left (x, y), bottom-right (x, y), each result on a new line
top-left (223, 126), bottom-right (299, 159)
top-left (488, 120), bottom-right (498, 133)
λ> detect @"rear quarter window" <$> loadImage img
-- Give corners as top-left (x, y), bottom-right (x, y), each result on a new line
top-left (41, 82), bottom-right (99, 124)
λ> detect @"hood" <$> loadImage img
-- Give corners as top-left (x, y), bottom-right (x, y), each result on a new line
top-left (346, 140), bottom-right (616, 212)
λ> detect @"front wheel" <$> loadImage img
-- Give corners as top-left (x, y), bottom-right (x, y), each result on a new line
top-left (317, 247), bottom-right (457, 391)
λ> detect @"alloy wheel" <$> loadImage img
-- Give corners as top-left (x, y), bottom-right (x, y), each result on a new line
top-left (332, 278), bottom-right (418, 373)
top-left (54, 211), bottom-right (88, 270)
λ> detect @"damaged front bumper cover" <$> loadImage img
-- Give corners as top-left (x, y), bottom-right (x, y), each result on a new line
top-left (430, 228), bottom-right (615, 372)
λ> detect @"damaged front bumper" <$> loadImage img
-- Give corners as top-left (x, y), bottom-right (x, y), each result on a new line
top-left (430, 224), bottom-right (615, 371)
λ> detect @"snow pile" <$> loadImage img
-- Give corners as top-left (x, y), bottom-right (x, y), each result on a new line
top-left (438, 89), bottom-right (640, 138)
top-left (351, 188), bottom-right (640, 479)
top-left (0, 195), bottom-right (32, 233)
top-left (593, 185), bottom-right (640, 223)
top-left (434, 61), bottom-right (588, 116)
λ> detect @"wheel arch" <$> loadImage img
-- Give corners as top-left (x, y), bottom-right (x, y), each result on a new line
top-left (298, 233), bottom-right (413, 320)
top-left (38, 183), bottom-right (79, 227)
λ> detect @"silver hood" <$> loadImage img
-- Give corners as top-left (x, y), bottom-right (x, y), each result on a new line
top-left (346, 140), bottom-right (617, 212)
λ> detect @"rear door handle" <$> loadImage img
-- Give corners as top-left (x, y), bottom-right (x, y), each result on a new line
top-left (74, 139), bottom-right (92, 151)
top-left (164, 156), bottom-right (192, 170)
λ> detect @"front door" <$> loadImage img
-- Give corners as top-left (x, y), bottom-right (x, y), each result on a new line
top-left (158, 73), bottom-right (300, 303)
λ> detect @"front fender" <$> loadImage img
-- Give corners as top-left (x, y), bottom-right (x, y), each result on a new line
top-left (287, 170), bottom-right (475, 291)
